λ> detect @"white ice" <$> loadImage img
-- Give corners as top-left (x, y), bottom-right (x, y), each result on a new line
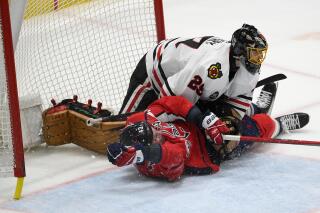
top-left (1, 0), bottom-right (320, 212)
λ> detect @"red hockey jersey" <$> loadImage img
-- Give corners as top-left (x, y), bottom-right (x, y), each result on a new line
top-left (125, 96), bottom-right (220, 181)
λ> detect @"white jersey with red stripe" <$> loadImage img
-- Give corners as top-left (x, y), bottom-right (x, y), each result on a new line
top-left (144, 36), bottom-right (259, 118)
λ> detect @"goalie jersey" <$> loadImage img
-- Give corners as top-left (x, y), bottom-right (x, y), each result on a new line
top-left (144, 36), bottom-right (259, 118)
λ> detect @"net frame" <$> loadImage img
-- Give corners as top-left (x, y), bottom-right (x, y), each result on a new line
top-left (0, 0), bottom-right (25, 179)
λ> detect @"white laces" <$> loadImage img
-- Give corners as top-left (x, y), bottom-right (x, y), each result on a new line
top-left (257, 90), bottom-right (272, 108)
top-left (279, 114), bottom-right (301, 131)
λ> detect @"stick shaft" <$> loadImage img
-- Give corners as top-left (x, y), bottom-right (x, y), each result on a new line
top-left (223, 135), bottom-right (320, 146)
top-left (86, 112), bottom-right (139, 126)
top-left (255, 73), bottom-right (286, 88)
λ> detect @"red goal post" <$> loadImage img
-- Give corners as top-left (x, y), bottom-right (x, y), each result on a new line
top-left (0, 0), bottom-right (26, 199)
top-left (0, 0), bottom-right (165, 199)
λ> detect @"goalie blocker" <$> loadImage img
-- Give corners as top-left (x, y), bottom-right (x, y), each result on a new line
top-left (42, 96), bottom-right (127, 154)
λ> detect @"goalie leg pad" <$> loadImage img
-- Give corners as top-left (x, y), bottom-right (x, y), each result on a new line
top-left (42, 110), bottom-right (71, 146)
top-left (42, 98), bottom-right (126, 154)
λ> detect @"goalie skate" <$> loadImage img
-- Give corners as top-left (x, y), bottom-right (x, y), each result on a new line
top-left (276, 112), bottom-right (309, 133)
top-left (256, 82), bottom-right (277, 115)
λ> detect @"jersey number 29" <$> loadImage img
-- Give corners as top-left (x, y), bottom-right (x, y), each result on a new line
top-left (188, 75), bottom-right (204, 96)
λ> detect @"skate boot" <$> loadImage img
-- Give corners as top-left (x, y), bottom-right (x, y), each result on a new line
top-left (275, 112), bottom-right (310, 134)
top-left (256, 82), bottom-right (278, 115)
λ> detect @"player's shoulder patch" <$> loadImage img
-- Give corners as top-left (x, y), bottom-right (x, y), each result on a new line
top-left (207, 62), bottom-right (223, 79)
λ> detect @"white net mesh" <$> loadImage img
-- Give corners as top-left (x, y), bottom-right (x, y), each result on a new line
top-left (15, 0), bottom-right (158, 112)
top-left (1, 0), bottom-right (160, 176)
top-left (0, 15), bottom-right (14, 177)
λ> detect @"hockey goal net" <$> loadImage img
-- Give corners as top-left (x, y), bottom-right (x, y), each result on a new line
top-left (0, 0), bottom-right (165, 196)
top-left (16, 0), bottom-right (165, 111)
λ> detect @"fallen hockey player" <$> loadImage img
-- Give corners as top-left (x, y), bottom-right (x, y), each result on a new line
top-left (107, 86), bottom-right (309, 181)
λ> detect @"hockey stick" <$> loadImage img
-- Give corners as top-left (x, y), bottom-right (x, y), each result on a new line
top-left (223, 135), bottom-right (320, 146)
top-left (255, 73), bottom-right (287, 89)
top-left (86, 111), bottom-right (138, 126)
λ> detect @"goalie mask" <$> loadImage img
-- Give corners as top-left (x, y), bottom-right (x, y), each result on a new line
top-left (231, 24), bottom-right (268, 74)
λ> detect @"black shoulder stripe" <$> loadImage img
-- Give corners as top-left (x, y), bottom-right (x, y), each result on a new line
top-left (164, 38), bottom-right (179, 48)
top-left (238, 95), bottom-right (252, 101)
top-left (157, 55), bottom-right (167, 81)
top-left (153, 43), bottom-right (160, 61)
top-left (201, 36), bottom-right (213, 43)
top-left (151, 80), bottom-right (160, 94)
top-left (158, 55), bottom-right (175, 96)
top-left (163, 81), bottom-right (176, 96)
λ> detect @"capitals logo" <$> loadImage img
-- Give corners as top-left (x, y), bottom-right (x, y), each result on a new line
top-left (207, 63), bottom-right (223, 79)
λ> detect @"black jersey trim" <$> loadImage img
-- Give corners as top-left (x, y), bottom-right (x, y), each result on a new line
top-left (164, 37), bottom-right (179, 48)
top-left (158, 55), bottom-right (175, 96)
top-left (163, 82), bottom-right (176, 96)
top-left (238, 95), bottom-right (252, 101)
top-left (153, 43), bottom-right (160, 60)
top-left (151, 80), bottom-right (160, 94)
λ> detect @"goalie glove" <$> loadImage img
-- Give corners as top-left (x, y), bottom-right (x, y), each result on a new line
top-left (202, 112), bottom-right (231, 145)
top-left (107, 143), bottom-right (145, 167)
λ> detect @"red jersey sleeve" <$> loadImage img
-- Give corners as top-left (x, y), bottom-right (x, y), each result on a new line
top-left (147, 96), bottom-right (194, 121)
